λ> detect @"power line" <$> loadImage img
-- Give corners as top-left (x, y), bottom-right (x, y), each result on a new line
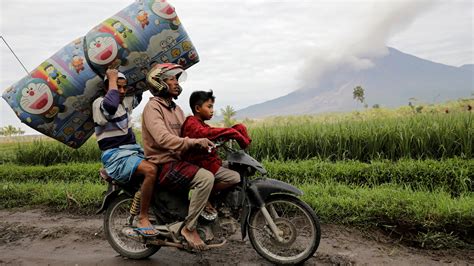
top-left (1, 36), bottom-right (30, 75)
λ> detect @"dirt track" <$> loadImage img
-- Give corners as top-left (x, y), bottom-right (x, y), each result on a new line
top-left (0, 208), bottom-right (472, 265)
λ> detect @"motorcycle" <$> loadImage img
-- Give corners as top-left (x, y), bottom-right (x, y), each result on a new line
top-left (97, 141), bottom-right (321, 265)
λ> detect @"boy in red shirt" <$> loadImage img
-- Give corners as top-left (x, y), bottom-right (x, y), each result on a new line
top-left (181, 90), bottom-right (251, 212)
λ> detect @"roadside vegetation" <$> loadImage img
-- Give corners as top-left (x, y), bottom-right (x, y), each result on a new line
top-left (0, 98), bottom-right (472, 249)
top-left (249, 111), bottom-right (472, 161)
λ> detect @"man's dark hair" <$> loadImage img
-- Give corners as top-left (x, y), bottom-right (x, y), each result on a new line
top-left (189, 90), bottom-right (215, 114)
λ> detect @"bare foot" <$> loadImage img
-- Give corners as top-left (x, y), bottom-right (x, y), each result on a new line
top-left (181, 227), bottom-right (208, 251)
top-left (136, 216), bottom-right (157, 236)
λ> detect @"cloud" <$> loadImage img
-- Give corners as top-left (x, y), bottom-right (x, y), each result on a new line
top-left (146, 29), bottom-right (180, 58)
top-left (298, 0), bottom-right (438, 91)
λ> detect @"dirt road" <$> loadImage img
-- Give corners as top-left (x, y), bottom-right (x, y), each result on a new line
top-left (0, 209), bottom-right (472, 265)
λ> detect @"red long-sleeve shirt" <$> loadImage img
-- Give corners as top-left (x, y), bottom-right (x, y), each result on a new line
top-left (181, 116), bottom-right (251, 174)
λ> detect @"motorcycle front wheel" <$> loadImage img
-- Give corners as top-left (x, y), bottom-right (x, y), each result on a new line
top-left (248, 195), bottom-right (321, 265)
top-left (104, 194), bottom-right (160, 259)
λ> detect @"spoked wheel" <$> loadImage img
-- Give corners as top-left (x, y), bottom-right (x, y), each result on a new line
top-left (104, 194), bottom-right (160, 259)
top-left (248, 195), bottom-right (321, 265)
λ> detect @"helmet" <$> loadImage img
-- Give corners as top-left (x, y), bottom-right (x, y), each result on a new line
top-left (146, 63), bottom-right (187, 97)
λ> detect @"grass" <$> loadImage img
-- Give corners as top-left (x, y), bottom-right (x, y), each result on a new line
top-left (300, 182), bottom-right (474, 248)
top-left (1, 101), bottom-right (472, 165)
top-left (0, 162), bottom-right (102, 183)
top-left (0, 181), bottom-right (105, 213)
top-left (0, 135), bottom-right (51, 163)
top-left (263, 157), bottom-right (473, 195)
top-left (13, 138), bottom-right (101, 166)
top-left (240, 98), bottom-right (474, 127)
top-left (1, 130), bottom-right (142, 165)
top-left (1, 158), bottom-right (471, 195)
top-left (248, 112), bottom-right (473, 161)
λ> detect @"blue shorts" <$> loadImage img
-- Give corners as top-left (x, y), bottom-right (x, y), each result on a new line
top-left (101, 144), bottom-right (145, 183)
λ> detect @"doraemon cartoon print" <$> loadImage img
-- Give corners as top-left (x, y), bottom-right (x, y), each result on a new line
top-left (150, 0), bottom-right (180, 29)
top-left (17, 79), bottom-right (65, 122)
top-left (85, 32), bottom-right (129, 70)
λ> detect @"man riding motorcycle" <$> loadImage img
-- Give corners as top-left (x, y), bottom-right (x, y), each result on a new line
top-left (141, 63), bottom-right (216, 251)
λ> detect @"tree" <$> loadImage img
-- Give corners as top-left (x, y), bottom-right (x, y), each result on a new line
top-left (353, 86), bottom-right (366, 107)
top-left (0, 125), bottom-right (25, 137)
top-left (221, 105), bottom-right (237, 127)
top-left (408, 98), bottom-right (423, 114)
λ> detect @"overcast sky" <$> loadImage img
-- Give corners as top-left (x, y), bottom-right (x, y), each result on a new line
top-left (1, 0), bottom-right (473, 134)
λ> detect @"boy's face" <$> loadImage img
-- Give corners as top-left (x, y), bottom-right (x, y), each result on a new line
top-left (196, 99), bottom-right (214, 121)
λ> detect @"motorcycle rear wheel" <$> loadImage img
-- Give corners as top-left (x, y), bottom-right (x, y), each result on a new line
top-left (248, 195), bottom-right (321, 265)
top-left (104, 194), bottom-right (160, 259)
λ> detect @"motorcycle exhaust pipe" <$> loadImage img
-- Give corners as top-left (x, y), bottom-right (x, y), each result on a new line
top-left (147, 239), bottom-right (184, 248)
top-left (147, 238), bottom-right (227, 249)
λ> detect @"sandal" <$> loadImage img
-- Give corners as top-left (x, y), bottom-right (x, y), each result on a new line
top-left (133, 227), bottom-right (159, 237)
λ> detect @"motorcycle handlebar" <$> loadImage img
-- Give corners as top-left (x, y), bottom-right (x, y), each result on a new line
top-left (207, 139), bottom-right (231, 153)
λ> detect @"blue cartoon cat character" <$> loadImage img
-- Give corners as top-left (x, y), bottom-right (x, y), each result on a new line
top-left (16, 79), bottom-right (66, 124)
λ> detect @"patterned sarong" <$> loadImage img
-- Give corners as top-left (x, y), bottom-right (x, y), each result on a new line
top-left (158, 161), bottom-right (200, 191)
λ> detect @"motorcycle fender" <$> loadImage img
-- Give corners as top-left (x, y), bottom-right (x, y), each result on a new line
top-left (247, 178), bottom-right (303, 206)
top-left (96, 183), bottom-right (121, 214)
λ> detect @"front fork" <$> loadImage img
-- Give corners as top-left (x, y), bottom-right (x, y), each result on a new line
top-left (259, 205), bottom-right (284, 242)
top-left (245, 183), bottom-right (286, 242)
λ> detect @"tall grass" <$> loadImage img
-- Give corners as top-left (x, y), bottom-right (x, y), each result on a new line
top-left (2, 111), bottom-right (471, 165)
top-left (14, 138), bottom-right (101, 165)
top-left (7, 130), bottom-right (143, 165)
top-left (241, 98), bottom-right (474, 127)
top-left (248, 112), bottom-right (472, 161)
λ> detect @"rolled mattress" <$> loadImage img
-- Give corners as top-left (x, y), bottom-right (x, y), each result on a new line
top-left (2, 0), bottom-right (199, 148)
